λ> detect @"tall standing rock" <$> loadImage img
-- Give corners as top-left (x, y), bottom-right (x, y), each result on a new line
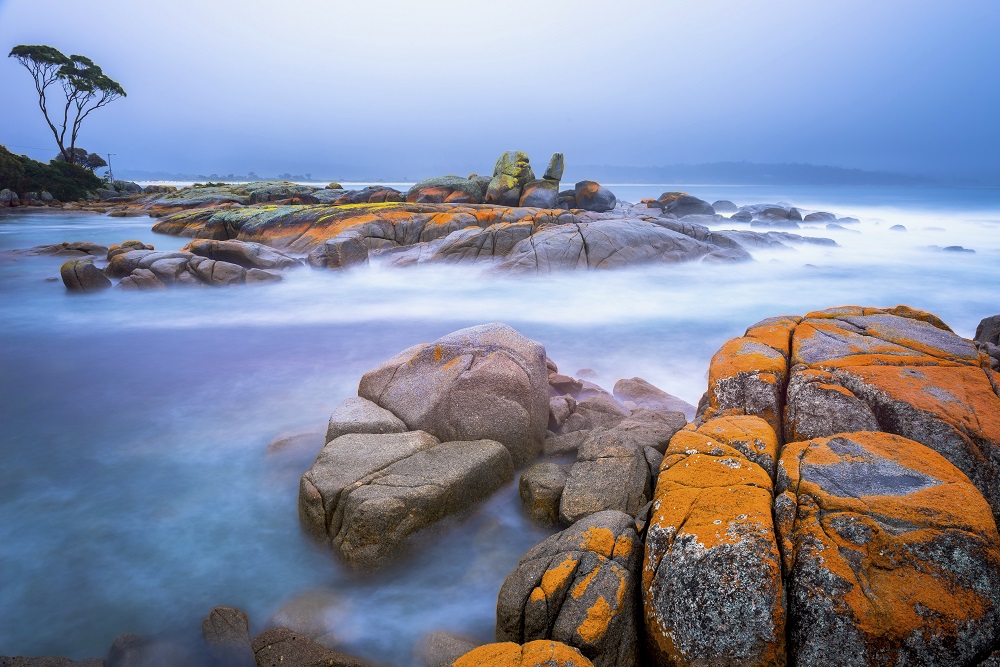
top-left (358, 323), bottom-right (550, 466)
top-left (486, 151), bottom-right (536, 207)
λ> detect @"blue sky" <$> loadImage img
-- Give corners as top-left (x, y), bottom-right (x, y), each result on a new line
top-left (1, 0), bottom-right (997, 180)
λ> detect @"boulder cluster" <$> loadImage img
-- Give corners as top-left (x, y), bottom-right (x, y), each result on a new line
top-left (57, 239), bottom-right (299, 291)
top-left (6, 306), bottom-right (1000, 666)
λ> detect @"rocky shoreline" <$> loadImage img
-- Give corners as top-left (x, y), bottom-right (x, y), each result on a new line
top-left (8, 305), bottom-right (998, 667)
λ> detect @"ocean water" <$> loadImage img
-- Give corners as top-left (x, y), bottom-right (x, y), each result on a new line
top-left (1, 184), bottom-right (998, 664)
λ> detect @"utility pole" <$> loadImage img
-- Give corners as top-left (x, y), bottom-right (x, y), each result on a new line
top-left (106, 153), bottom-right (116, 185)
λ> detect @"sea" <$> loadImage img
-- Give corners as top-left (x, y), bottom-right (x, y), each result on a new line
top-left (1, 183), bottom-right (998, 664)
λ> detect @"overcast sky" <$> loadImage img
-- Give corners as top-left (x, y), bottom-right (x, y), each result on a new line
top-left (1, 0), bottom-right (997, 180)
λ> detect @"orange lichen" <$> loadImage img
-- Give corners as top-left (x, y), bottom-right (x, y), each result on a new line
top-left (538, 556), bottom-right (579, 598)
top-left (777, 432), bottom-right (1000, 650)
top-left (576, 597), bottom-right (612, 644)
top-left (433, 345), bottom-right (442, 362)
top-left (570, 565), bottom-right (599, 599)
top-left (455, 641), bottom-right (595, 667)
top-left (578, 526), bottom-right (615, 558)
top-left (613, 533), bottom-right (633, 559)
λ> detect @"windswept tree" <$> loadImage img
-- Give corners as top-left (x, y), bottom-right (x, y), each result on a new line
top-left (9, 45), bottom-right (126, 165)
top-left (53, 147), bottom-right (108, 171)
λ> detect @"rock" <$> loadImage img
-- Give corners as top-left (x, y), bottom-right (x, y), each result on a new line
top-left (485, 151), bottom-right (536, 206)
top-left (543, 153), bottom-right (564, 182)
top-left (889, 224), bottom-right (907, 232)
top-left (643, 415), bottom-right (785, 667)
top-left (181, 239), bottom-right (300, 270)
top-left (406, 175), bottom-right (489, 204)
top-left (306, 235), bottom-right (369, 270)
top-left (107, 241), bottom-right (153, 261)
top-left (612, 377), bottom-right (695, 420)
top-left (542, 431), bottom-right (590, 458)
top-left (750, 219), bottom-right (800, 230)
top-left (0, 188), bottom-right (19, 207)
top-left (941, 245), bottom-right (974, 253)
top-left (141, 185), bottom-right (177, 194)
top-left (495, 511), bottom-right (640, 667)
top-left (519, 462), bottom-right (572, 526)
top-left (838, 216), bottom-right (861, 224)
top-left (774, 432), bottom-right (1000, 666)
top-left (0, 659), bottom-right (104, 667)
top-left (975, 314), bottom-right (1000, 345)
top-left (59, 258), bottom-right (111, 292)
top-left (96, 188), bottom-right (120, 201)
top-left (573, 182), bottom-right (616, 213)
top-left (518, 180), bottom-right (559, 208)
top-left (325, 396), bottom-right (407, 444)
top-left (113, 181), bottom-right (143, 195)
top-left (11, 242), bottom-right (108, 257)
top-left (788, 207), bottom-right (803, 221)
top-left (358, 323), bottom-right (550, 466)
top-left (454, 641), bottom-right (594, 667)
top-left (560, 392), bottom-right (629, 434)
top-left (803, 211), bottom-right (836, 222)
top-left (269, 589), bottom-right (347, 641)
top-left (826, 223), bottom-right (860, 233)
top-left (710, 200), bottom-right (736, 213)
top-left (298, 431), bottom-right (514, 569)
top-left (496, 219), bottom-right (750, 274)
top-left (559, 433), bottom-right (651, 525)
top-left (598, 409), bottom-right (687, 454)
top-left (729, 210), bottom-right (752, 222)
top-left (201, 606), bottom-right (254, 667)
top-left (247, 182), bottom-right (316, 204)
top-left (116, 268), bottom-right (166, 290)
top-left (783, 368), bottom-right (879, 442)
top-left (325, 182), bottom-right (343, 190)
top-left (789, 306), bottom-right (1000, 520)
top-left (663, 195), bottom-right (713, 218)
top-left (415, 631), bottom-right (481, 667)
top-left (39, 191), bottom-right (54, 202)
top-left (701, 314), bottom-right (800, 435)
top-left (557, 190), bottom-right (576, 209)
top-left (251, 628), bottom-right (374, 667)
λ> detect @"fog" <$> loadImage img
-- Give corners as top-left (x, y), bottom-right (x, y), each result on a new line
top-left (1, 0), bottom-right (998, 181)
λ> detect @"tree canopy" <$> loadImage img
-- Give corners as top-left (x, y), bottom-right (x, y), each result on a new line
top-left (9, 44), bottom-right (126, 165)
top-left (53, 147), bottom-right (108, 170)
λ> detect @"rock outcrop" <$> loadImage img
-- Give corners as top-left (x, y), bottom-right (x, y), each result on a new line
top-left (642, 304), bottom-right (1000, 666)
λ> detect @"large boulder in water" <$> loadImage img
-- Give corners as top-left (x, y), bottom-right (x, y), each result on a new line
top-left (357, 323), bottom-right (550, 466)
top-left (298, 431), bottom-right (513, 569)
top-left (486, 151), bottom-right (536, 206)
top-left (59, 258), bottom-right (111, 292)
top-left (663, 195), bottom-right (713, 218)
top-left (496, 511), bottom-right (641, 667)
top-left (774, 431), bottom-right (1000, 666)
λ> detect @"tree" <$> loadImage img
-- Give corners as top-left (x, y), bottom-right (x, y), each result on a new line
top-left (54, 147), bottom-right (108, 171)
top-left (9, 45), bottom-right (125, 165)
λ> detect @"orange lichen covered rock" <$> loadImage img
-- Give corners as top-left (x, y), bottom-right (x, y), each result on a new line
top-left (792, 306), bottom-right (980, 368)
top-left (703, 316), bottom-right (800, 435)
top-left (454, 640), bottom-right (594, 667)
top-left (643, 416), bottom-right (786, 667)
top-left (781, 306), bottom-right (1000, 520)
top-left (496, 511), bottom-right (640, 667)
top-left (774, 431), bottom-right (1000, 666)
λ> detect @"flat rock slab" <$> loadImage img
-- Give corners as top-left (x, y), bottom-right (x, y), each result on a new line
top-left (775, 432), bottom-right (1000, 667)
top-left (299, 431), bottom-right (513, 569)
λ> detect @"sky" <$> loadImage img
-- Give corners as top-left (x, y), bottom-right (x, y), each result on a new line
top-left (0, 0), bottom-right (998, 181)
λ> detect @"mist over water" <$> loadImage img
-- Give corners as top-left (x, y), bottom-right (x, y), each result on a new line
top-left (1, 184), bottom-right (998, 664)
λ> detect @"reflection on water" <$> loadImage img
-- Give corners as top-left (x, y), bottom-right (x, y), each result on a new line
top-left (0, 187), bottom-right (998, 664)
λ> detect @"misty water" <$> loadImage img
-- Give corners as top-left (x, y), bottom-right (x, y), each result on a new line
top-left (1, 184), bottom-right (998, 665)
